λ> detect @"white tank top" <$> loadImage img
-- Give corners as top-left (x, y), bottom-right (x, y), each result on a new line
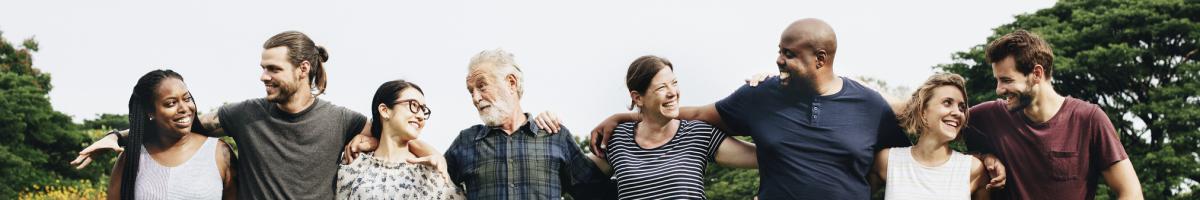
top-left (134, 137), bottom-right (224, 200)
top-left (884, 147), bottom-right (973, 200)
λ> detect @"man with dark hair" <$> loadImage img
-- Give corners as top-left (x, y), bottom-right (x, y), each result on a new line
top-left (71, 31), bottom-right (439, 199)
top-left (593, 18), bottom-right (914, 199)
top-left (963, 30), bottom-right (1144, 199)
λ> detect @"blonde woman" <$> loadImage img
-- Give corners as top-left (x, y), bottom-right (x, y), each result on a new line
top-left (870, 73), bottom-right (988, 199)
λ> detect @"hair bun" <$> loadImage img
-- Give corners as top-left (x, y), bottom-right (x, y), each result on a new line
top-left (316, 46), bottom-right (330, 62)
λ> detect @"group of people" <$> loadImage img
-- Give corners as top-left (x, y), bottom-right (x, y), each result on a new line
top-left (68, 18), bottom-right (1145, 200)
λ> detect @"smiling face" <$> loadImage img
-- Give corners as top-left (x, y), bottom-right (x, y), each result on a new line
top-left (991, 56), bottom-right (1036, 112)
top-left (149, 78), bottom-right (197, 137)
top-left (260, 46), bottom-right (306, 103)
top-left (381, 88), bottom-right (428, 141)
top-left (776, 42), bottom-right (817, 90)
top-left (633, 67), bottom-right (680, 120)
top-left (920, 85), bottom-right (968, 142)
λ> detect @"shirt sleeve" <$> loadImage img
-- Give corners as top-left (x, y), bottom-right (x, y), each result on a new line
top-left (342, 109), bottom-right (369, 145)
top-left (215, 101), bottom-right (245, 138)
top-left (1088, 105), bottom-right (1129, 170)
top-left (962, 103), bottom-right (996, 154)
top-left (445, 128), bottom-right (472, 186)
top-left (559, 127), bottom-right (618, 199)
top-left (875, 101), bottom-right (912, 150)
top-left (705, 124), bottom-right (729, 162)
top-left (715, 84), bottom-right (758, 135)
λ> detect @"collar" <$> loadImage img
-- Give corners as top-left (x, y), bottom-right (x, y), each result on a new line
top-left (473, 113), bottom-right (546, 141)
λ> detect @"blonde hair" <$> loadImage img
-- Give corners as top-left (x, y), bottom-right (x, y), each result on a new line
top-left (898, 73), bottom-right (969, 136)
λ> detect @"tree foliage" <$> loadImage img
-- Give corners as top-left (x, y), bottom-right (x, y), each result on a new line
top-left (0, 30), bottom-right (112, 198)
top-left (936, 0), bottom-right (1200, 198)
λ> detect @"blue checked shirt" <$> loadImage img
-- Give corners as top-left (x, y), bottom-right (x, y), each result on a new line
top-left (445, 113), bottom-right (615, 200)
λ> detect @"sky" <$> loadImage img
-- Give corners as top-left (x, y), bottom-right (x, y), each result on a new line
top-left (1, 0), bottom-right (1056, 150)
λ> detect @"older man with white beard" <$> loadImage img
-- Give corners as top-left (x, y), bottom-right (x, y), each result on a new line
top-left (443, 49), bottom-right (615, 200)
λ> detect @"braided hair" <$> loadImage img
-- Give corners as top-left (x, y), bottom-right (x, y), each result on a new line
top-left (119, 69), bottom-right (206, 200)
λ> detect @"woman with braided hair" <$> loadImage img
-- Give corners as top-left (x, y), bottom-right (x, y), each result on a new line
top-left (107, 69), bottom-right (236, 200)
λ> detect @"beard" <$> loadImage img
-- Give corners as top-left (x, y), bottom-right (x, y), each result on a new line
top-left (266, 79), bottom-right (300, 103)
top-left (780, 69), bottom-right (818, 95)
top-left (477, 91), bottom-right (517, 126)
top-left (1003, 89), bottom-right (1035, 112)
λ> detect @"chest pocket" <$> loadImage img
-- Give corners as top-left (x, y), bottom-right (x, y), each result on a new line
top-left (1049, 150), bottom-right (1080, 181)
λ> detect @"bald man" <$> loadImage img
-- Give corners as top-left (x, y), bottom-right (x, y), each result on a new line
top-left (590, 18), bottom-right (910, 199)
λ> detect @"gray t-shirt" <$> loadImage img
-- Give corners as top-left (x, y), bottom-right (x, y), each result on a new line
top-left (218, 98), bottom-right (367, 199)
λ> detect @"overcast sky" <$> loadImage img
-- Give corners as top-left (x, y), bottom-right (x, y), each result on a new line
top-left (2, 0), bottom-right (1055, 150)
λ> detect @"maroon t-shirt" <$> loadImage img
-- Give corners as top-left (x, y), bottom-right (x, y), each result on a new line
top-left (962, 97), bottom-right (1128, 200)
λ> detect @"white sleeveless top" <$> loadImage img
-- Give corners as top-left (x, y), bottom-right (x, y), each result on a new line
top-left (134, 138), bottom-right (224, 200)
top-left (884, 147), bottom-right (973, 200)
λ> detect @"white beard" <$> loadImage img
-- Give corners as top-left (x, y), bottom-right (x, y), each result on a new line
top-left (479, 92), bottom-right (516, 126)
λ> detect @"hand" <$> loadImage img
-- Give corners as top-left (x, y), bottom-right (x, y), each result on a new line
top-left (71, 134), bottom-right (124, 169)
top-left (406, 140), bottom-right (449, 181)
top-left (745, 72), bottom-right (778, 87)
top-left (534, 110), bottom-right (563, 134)
top-left (343, 134), bottom-right (379, 164)
top-left (588, 115), bottom-right (621, 159)
top-left (983, 154), bottom-right (1007, 190)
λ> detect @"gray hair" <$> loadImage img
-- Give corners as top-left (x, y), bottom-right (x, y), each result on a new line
top-left (468, 48), bottom-right (524, 98)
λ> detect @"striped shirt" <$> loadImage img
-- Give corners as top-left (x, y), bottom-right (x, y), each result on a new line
top-left (605, 120), bottom-right (727, 200)
top-left (883, 147), bottom-right (973, 200)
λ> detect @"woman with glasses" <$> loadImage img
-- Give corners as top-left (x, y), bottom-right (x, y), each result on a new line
top-left (336, 80), bottom-right (464, 200)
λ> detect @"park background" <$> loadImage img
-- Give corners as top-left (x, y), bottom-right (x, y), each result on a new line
top-left (1, 0), bottom-right (1196, 199)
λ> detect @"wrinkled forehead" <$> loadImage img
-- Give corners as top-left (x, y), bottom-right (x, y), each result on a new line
top-left (466, 67), bottom-right (495, 83)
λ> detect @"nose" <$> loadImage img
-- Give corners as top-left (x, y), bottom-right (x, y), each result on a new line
top-left (950, 107), bottom-right (964, 119)
top-left (415, 114), bottom-right (427, 122)
top-left (666, 85), bottom-right (678, 100)
top-left (177, 103), bottom-right (191, 115)
top-left (470, 90), bottom-right (483, 103)
top-left (776, 56), bottom-right (787, 69)
top-left (261, 70), bottom-right (271, 83)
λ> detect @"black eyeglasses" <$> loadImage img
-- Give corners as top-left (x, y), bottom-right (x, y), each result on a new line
top-left (394, 99), bottom-right (432, 119)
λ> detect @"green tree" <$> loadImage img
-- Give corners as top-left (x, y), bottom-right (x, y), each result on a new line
top-left (704, 136), bottom-right (759, 200)
top-left (82, 113), bottom-right (130, 131)
top-left (936, 0), bottom-right (1200, 198)
top-left (0, 31), bottom-right (107, 198)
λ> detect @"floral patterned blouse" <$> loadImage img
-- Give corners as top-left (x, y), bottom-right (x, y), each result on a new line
top-left (337, 152), bottom-right (465, 200)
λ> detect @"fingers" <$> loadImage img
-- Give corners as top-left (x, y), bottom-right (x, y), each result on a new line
top-left (745, 73), bottom-right (777, 87)
top-left (341, 152), bottom-right (350, 164)
top-left (406, 156), bottom-right (433, 165)
top-left (71, 155), bottom-right (93, 169)
top-left (984, 159), bottom-right (1007, 189)
top-left (535, 114), bottom-right (556, 134)
top-left (71, 153), bottom-right (88, 165)
top-left (535, 116), bottom-right (548, 133)
top-left (535, 111), bottom-right (562, 134)
top-left (548, 112), bottom-right (561, 133)
top-left (590, 128), bottom-right (602, 158)
top-left (589, 127), bottom-right (608, 158)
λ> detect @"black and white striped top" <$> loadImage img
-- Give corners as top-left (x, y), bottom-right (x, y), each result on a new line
top-left (605, 120), bottom-right (727, 200)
